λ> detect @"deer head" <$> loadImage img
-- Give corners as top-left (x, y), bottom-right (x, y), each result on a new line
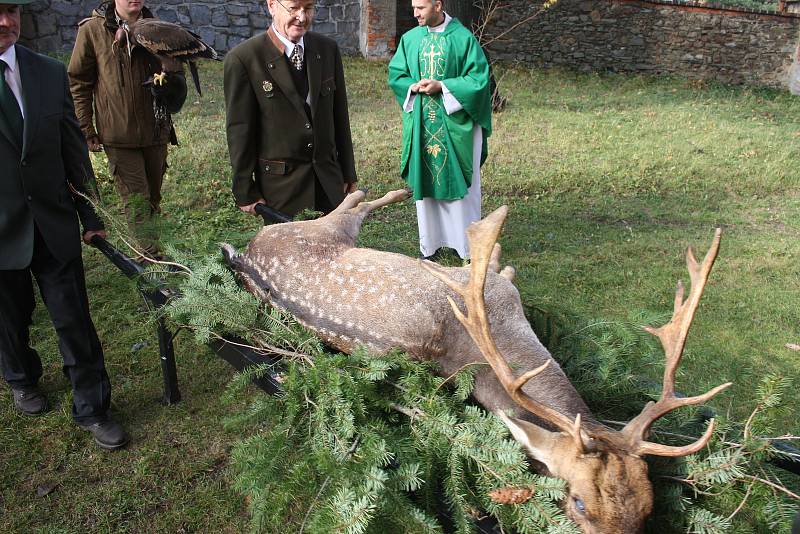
top-left (422, 207), bottom-right (732, 533)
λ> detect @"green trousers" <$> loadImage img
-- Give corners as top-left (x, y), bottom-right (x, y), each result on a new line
top-left (104, 145), bottom-right (168, 255)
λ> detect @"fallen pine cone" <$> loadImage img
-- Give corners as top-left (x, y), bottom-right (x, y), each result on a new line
top-left (489, 485), bottom-right (535, 505)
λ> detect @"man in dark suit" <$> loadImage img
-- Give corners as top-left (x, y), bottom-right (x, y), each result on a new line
top-left (0, 0), bottom-right (129, 449)
top-left (224, 0), bottom-right (358, 218)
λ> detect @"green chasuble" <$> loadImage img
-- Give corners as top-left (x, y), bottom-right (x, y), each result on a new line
top-left (388, 18), bottom-right (492, 201)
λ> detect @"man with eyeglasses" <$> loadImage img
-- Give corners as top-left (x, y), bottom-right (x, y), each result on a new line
top-left (224, 0), bottom-right (358, 218)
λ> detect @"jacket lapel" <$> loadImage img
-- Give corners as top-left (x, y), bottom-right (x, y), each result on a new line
top-left (305, 34), bottom-right (322, 120)
top-left (17, 46), bottom-right (40, 158)
top-left (264, 28), bottom-right (308, 120)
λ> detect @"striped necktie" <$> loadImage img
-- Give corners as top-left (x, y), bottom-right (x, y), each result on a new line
top-left (0, 60), bottom-right (23, 146)
top-left (290, 44), bottom-right (304, 71)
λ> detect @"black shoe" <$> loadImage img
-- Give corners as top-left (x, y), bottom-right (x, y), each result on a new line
top-left (78, 419), bottom-right (130, 450)
top-left (420, 249), bottom-right (442, 262)
top-left (11, 387), bottom-right (47, 416)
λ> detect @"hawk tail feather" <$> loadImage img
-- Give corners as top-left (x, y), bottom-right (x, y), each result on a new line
top-left (189, 61), bottom-right (202, 96)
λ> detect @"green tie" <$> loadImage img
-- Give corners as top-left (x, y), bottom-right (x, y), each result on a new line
top-left (0, 60), bottom-right (24, 146)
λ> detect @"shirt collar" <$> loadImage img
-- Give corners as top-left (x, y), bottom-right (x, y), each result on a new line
top-left (271, 24), bottom-right (305, 58)
top-left (428, 13), bottom-right (452, 33)
top-left (115, 9), bottom-right (142, 26)
top-left (0, 45), bottom-right (18, 73)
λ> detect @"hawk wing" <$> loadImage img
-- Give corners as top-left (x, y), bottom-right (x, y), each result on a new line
top-left (131, 19), bottom-right (220, 95)
top-left (132, 19), bottom-right (219, 63)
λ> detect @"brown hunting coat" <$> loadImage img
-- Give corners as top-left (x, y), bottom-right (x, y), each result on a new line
top-left (224, 28), bottom-right (357, 216)
top-left (68, 3), bottom-right (172, 148)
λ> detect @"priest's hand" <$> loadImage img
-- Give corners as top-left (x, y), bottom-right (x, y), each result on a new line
top-left (417, 79), bottom-right (443, 95)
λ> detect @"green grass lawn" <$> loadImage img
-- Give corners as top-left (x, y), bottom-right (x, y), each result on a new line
top-left (1, 59), bottom-right (798, 532)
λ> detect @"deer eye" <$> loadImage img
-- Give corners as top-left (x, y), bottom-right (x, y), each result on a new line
top-left (573, 496), bottom-right (586, 514)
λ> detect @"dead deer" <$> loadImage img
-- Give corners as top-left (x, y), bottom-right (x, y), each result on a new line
top-left (222, 189), bottom-right (732, 533)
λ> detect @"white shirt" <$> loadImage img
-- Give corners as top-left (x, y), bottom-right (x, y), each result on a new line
top-left (271, 25), bottom-right (311, 105)
top-left (0, 44), bottom-right (25, 119)
top-left (272, 25), bottom-right (305, 62)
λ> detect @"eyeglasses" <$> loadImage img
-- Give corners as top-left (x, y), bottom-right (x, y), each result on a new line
top-left (274, 0), bottom-right (315, 17)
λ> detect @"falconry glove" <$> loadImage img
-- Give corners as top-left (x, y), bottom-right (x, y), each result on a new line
top-left (144, 71), bottom-right (188, 115)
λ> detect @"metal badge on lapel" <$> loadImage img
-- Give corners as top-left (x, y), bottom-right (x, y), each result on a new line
top-left (262, 80), bottom-right (274, 97)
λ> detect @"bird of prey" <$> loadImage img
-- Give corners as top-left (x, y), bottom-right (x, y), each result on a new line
top-left (114, 19), bottom-right (220, 95)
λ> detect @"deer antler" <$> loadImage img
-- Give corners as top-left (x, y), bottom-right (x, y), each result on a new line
top-left (421, 207), bottom-right (585, 449)
top-left (621, 229), bottom-right (733, 457)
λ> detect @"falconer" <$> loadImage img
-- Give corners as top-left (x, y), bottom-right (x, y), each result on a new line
top-left (68, 0), bottom-right (188, 261)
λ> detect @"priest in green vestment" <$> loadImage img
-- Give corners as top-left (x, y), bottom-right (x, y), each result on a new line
top-left (388, 0), bottom-right (492, 261)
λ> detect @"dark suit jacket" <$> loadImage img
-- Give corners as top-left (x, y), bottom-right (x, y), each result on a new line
top-left (224, 28), bottom-right (357, 216)
top-left (0, 45), bottom-right (103, 270)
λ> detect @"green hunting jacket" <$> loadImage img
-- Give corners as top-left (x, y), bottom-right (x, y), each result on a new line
top-left (224, 28), bottom-right (357, 216)
top-left (67, 3), bottom-right (172, 148)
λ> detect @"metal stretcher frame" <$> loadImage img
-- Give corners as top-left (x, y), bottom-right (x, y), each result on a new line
top-left (87, 203), bottom-right (290, 404)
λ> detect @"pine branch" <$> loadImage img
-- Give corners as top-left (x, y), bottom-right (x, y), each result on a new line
top-left (741, 474), bottom-right (800, 501)
top-left (724, 480), bottom-right (755, 522)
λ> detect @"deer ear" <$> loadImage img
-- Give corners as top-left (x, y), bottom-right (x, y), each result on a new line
top-left (496, 411), bottom-right (561, 472)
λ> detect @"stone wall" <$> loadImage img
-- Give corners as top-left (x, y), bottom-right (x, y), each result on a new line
top-left (18, 0), bottom-right (361, 55)
top-left (17, 0), bottom-right (800, 87)
top-left (483, 0), bottom-right (800, 87)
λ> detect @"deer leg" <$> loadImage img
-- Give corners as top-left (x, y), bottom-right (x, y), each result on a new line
top-left (500, 266), bottom-right (516, 281)
top-left (331, 189), bottom-right (411, 218)
top-left (328, 189), bottom-right (369, 214)
top-left (320, 189), bottom-right (412, 246)
top-left (354, 188), bottom-right (412, 216)
top-left (488, 236), bottom-right (516, 281)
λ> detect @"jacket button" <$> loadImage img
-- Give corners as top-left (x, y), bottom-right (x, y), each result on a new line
top-left (307, 143), bottom-right (313, 149)
top-left (27, 195), bottom-right (32, 201)
top-left (268, 63), bottom-right (274, 69)
top-left (304, 123), bottom-right (311, 129)
top-left (265, 165), bottom-right (271, 171)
